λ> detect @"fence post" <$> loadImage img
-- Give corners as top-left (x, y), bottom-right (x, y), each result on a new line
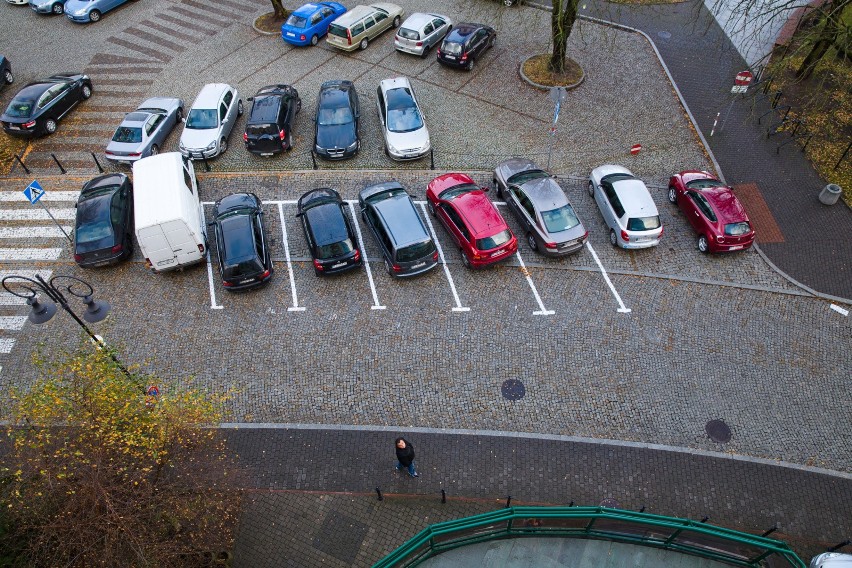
top-left (14, 154), bottom-right (31, 175)
top-left (700, 516), bottom-right (710, 523)
top-left (375, 487), bottom-right (383, 501)
top-left (430, 148), bottom-right (434, 170)
top-left (638, 505), bottom-right (646, 513)
top-left (50, 154), bottom-right (66, 174)
top-left (828, 540), bottom-right (851, 552)
top-left (505, 496), bottom-right (512, 508)
top-left (91, 152), bottom-right (104, 173)
top-left (761, 524), bottom-right (778, 537)
top-left (311, 151), bottom-right (318, 170)
top-left (835, 140), bottom-right (852, 171)
top-left (441, 489), bottom-right (446, 504)
top-left (202, 155), bottom-right (211, 172)
top-left (771, 91), bottom-right (782, 109)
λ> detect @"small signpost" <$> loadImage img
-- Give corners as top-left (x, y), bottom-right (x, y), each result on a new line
top-left (630, 144), bottom-right (642, 156)
top-left (731, 70), bottom-right (754, 94)
top-left (23, 180), bottom-right (72, 243)
top-left (546, 86), bottom-right (568, 170)
top-left (145, 384), bottom-right (160, 408)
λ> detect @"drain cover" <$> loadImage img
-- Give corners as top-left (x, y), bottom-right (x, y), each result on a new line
top-left (658, 30), bottom-right (672, 40)
top-left (706, 419), bottom-right (732, 443)
top-left (501, 379), bottom-right (525, 400)
top-left (600, 498), bottom-right (619, 508)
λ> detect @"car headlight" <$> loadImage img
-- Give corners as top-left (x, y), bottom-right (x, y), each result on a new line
top-left (205, 141), bottom-right (217, 151)
top-left (179, 141), bottom-right (187, 151)
top-left (346, 140), bottom-right (358, 151)
top-left (75, 8), bottom-right (87, 15)
top-left (387, 142), bottom-right (398, 154)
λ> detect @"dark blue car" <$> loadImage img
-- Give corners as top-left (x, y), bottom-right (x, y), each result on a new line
top-left (281, 1), bottom-right (346, 46)
top-left (1, 73), bottom-right (92, 137)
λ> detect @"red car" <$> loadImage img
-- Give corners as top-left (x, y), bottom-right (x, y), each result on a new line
top-left (426, 173), bottom-right (517, 268)
top-left (668, 170), bottom-right (755, 253)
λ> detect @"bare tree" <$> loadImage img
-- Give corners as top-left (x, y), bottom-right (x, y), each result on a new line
top-left (796, 0), bottom-right (850, 78)
top-left (270, 0), bottom-right (286, 19)
top-left (551, 0), bottom-right (581, 73)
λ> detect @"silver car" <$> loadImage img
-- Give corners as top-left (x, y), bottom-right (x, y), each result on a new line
top-left (493, 157), bottom-right (588, 256)
top-left (376, 77), bottom-right (430, 161)
top-left (394, 12), bottom-right (452, 57)
top-left (588, 164), bottom-right (663, 249)
top-left (105, 97), bottom-right (184, 165)
top-left (811, 553), bottom-right (852, 568)
top-left (29, 0), bottom-right (67, 14)
top-left (179, 83), bottom-right (242, 160)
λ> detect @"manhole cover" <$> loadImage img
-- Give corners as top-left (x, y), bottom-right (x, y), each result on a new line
top-left (501, 379), bottom-right (525, 400)
top-left (600, 498), bottom-right (619, 508)
top-left (658, 30), bottom-right (672, 40)
top-left (706, 419), bottom-right (732, 443)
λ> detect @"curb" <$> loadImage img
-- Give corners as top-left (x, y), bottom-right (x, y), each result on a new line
top-left (518, 54), bottom-right (586, 91)
top-left (252, 13), bottom-right (281, 36)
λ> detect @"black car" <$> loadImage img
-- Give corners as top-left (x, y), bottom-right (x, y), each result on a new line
top-left (313, 80), bottom-right (360, 160)
top-left (73, 173), bottom-right (133, 268)
top-left (436, 23), bottom-right (496, 71)
top-left (297, 188), bottom-right (362, 276)
top-left (1, 73), bottom-right (92, 136)
top-left (210, 193), bottom-right (273, 290)
top-left (0, 57), bottom-right (12, 91)
top-left (243, 85), bottom-right (301, 156)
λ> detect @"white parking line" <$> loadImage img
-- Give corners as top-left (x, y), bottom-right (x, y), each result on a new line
top-left (205, 248), bottom-right (224, 310)
top-left (0, 317), bottom-right (27, 330)
top-left (346, 201), bottom-right (385, 310)
top-left (0, 209), bottom-right (76, 221)
top-left (586, 241), bottom-right (631, 313)
top-left (0, 191), bottom-right (80, 202)
top-left (830, 304), bottom-right (849, 316)
top-left (0, 248), bottom-right (63, 261)
top-left (514, 249), bottom-right (555, 316)
top-left (277, 203), bottom-right (305, 312)
top-left (418, 202), bottom-right (470, 313)
top-left (0, 226), bottom-right (74, 239)
top-left (0, 339), bottom-right (14, 354)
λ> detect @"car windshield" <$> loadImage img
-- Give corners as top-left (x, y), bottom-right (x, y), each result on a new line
top-left (441, 41), bottom-right (462, 55)
top-left (396, 239), bottom-right (436, 263)
top-left (286, 14), bottom-right (307, 27)
top-left (317, 238), bottom-right (354, 260)
top-left (75, 195), bottom-right (115, 252)
top-left (541, 205), bottom-right (580, 233)
top-left (476, 229), bottom-right (511, 251)
top-left (724, 221), bottom-right (751, 236)
top-left (111, 126), bottom-right (142, 143)
top-left (507, 169), bottom-right (549, 185)
top-left (438, 183), bottom-right (478, 200)
top-left (318, 106), bottom-right (354, 126)
top-left (386, 88), bottom-right (423, 133)
top-left (4, 98), bottom-right (35, 118)
top-left (185, 108), bottom-right (217, 129)
top-left (398, 28), bottom-right (419, 40)
top-left (626, 216), bottom-right (661, 231)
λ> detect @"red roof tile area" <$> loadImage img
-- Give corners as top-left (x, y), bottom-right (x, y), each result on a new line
top-left (733, 183), bottom-right (786, 243)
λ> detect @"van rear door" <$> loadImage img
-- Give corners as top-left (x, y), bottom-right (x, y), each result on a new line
top-left (138, 225), bottom-right (178, 270)
top-left (162, 220), bottom-right (202, 265)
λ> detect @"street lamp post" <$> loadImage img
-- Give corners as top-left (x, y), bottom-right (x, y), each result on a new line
top-left (1, 273), bottom-right (130, 377)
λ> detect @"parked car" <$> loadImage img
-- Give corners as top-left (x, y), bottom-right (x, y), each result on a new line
top-left (297, 188), bottom-right (362, 276)
top-left (811, 552), bottom-right (852, 568)
top-left (179, 83), bottom-right (242, 160)
top-left (1, 73), bottom-right (92, 137)
top-left (437, 23), bottom-right (495, 71)
top-left (210, 193), bottom-right (273, 291)
top-left (282, 1), bottom-right (347, 46)
top-left (73, 173), bottom-right (133, 268)
top-left (326, 3), bottom-right (403, 52)
top-left (426, 173), bottom-right (517, 268)
top-left (358, 181), bottom-right (438, 277)
top-left (494, 158), bottom-right (588, 256)
top-left (668, 170), bottom-right (755, 253)
top-left (0, 57), bottom-right (12, 90)
top-left (394, 13), bottom-right (452, 57)
top-left (376, 77), bottom-right (430, 161)
top-left (243, 85), bottom-right (301, 156)
top-left (5, 0), bottom-right (28, 5)
top-left (588, 164), bottom-right (663, 249)
top-left (64, 0), bottom-right (132, 22)
top-left (105, 97), bottom-right (184, 165)
top-left (314, 80), bottom-right (360, 160)
top-left (29, 0), bottom-right (68, 14)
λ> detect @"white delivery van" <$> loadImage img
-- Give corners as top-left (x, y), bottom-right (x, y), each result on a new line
top-left (132, 152), bottom-right (208, 272)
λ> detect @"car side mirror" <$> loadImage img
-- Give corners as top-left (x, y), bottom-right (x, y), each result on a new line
top-left (181, 117), bottom-right (186, 123)
top-left (295, 212), bottom-right (303, 217)
top-left (222, 118), bottom-right (228, 124)
top-left (247, 97), bottom-right (254, 102)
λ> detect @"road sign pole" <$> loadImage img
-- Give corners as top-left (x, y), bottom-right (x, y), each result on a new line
top-left (38, 200), bottom-right (72, 243)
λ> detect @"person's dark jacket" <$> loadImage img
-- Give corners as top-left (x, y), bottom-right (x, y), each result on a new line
top-left (395, 437), bottom-right (415, 466)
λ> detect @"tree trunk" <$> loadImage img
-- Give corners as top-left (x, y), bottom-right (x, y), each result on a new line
top-left (795, 0), bottom-right (848, 79)
top-left (270, 0), bottom-right (286, 19)
top-left (550, 0), bottom-right (580, 73)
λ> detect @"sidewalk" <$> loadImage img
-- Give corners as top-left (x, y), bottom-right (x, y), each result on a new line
top-left (582, 0), bottom-right (852, 302)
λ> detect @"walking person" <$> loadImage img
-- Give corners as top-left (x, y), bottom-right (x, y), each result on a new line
top-left (394, 437), bottom-right (418, 477)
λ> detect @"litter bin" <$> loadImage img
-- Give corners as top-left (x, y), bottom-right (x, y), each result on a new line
top-left (818, 183), bottom-right (842, 205)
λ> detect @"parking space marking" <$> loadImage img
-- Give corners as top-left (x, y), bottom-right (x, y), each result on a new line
top-left (830, 304), bottom-right (849, 317)
top-left (0, 209), bottom-right (75, 221)
top-left (418, 202), bottom-right (470, 313)
top-left (205, 248), bottom-right (224, 310)
top-left (0, 340), bottom-right (14, 354)
top-left (514, 249), bottom-right (555, 316)
top-left (276, 203), bottom-right (306, 312)
top-left (586, 241), bottom-right (632, 313)
top-left (346, 201), bottom-right (386, 311)
top-left (0, 227), bottom-right (73, 239)
top-left (0, 317), bottom-right (28, 330)
top-left (0, 191), bottom-right (80, 202)
top-left (0, 248), bottom-right (63, 261)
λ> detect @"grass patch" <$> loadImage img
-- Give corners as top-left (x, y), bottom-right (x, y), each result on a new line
top-left (522, 54), bottom-right (584, 88)
top-left (254, 11), bottom-right (289, 34)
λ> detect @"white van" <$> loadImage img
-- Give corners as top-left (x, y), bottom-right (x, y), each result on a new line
top-left (132, 152), bottom-right (208, 272)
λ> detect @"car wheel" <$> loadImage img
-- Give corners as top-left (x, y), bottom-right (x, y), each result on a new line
top-left (393, 15), bottom-right (401, 27)
top-left (427, 200), bottom-right (436, 217)
top-left (237, 99), bottom-right (244, 116)
top-left (420, 45), bottom-right (430, 58)
top-left (697, 235), bottom-right (709, 253)
top-left (488, 35), bottom-right (495, 49)
top-left (219, 137), bottom-right (227, 155)
top-left (588, 181), bottom-right (595, 196)
top-left (384, 258), bottom-right (394, 276)
top-left (668, 186), bottom-right (677, 204)
top-left (81, 84), bottom-right (92, 99)
top-left (526, 233), bottom-right (538, 251)
top-left (359, 37), bottom-right (369, 50)
top-left (176, 107), bottom-right (183, 122)
top-left (609, 229), bottom-right (618, 247)
top-left (3, 70), bottom-right (13, 85)
top-left (150, 144), bottom-right (159, 156)
top-left (125, 234), bottom-right (134, 256)
top-left (503, 0), bottom-right (515, 5)
top-left (461, 250), bottom-right (472, 269)
top-left (51, 2), bottom-right (63, 14)
top-left (88, 9), bottom-right (101, 21)
top-left (311, 34), bottom-right (318, 46)
top-left (286, 132), bottom-right (293, 151)
top-left (467, 58), bottom-right (475, 72)
top-left (493, 178), bottom-right (503, 198)
top-left (45, 118), bottom-right (58, 134)
top-left (296, 98), bottom-right (302, 114)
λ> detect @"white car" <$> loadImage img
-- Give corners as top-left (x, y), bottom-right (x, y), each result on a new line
top-left (394, 12), bottom-right (452, 57)
top-left (6, 0), bottom-right (28, 5)
top-left (811, 553), bottom-right (852, 568)
top-left (179, 83), bottom-right (242, 160)
top-left (588, 164), bottom-right (663, 249)
top-left (375, 77), bottom-right (430, 161)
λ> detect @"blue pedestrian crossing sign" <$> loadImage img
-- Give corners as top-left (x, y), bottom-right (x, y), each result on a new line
top-left (23, 180), bottom-right (45, 205)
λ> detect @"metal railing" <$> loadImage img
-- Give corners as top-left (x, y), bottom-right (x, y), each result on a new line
top-left (373, 506), bottom-right (807, 568)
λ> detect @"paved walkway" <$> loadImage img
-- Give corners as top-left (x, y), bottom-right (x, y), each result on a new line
top-left (227, 427), bottom-right (852, 566)
top-left (581, 0), bottom-right (852, 302)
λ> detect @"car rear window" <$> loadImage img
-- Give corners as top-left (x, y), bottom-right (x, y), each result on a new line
top-left (111, 127), bottom-right (142, 143)
top-left (4, 99), bottom-right (34, 118)
top-left (541, 205), bottom-right (580, 234)
top-left (507, 169), bottom-right (549, 185)
top-left (438, 183), bottom-right (478, 200)
top-left (317, 238), bottom-right (354, 260)
top-left (246, 123), bottom-right (279, 137)
top-left (627, 216), bottom-right (661, 231)
top-left (724, 222), bottom-right (751, 236)
top-left (441, 41), bottom-right (462, 55)
top-left (395, 239), bottom-right (435, 263)
top-left (328, 23), bottom-right (348, 37)
top-left (476, 229), bottom-right (511, 251)
top-left (397, 28), bottom-right (420, 40)
top-left (286, 14), bottom-right (307, 27)
top-left (223, 258), bottom-right (264, 280)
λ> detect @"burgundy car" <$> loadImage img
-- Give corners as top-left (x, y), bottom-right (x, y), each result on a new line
top-left (426, 172), bottom-right (517, 268)
top-left (668, 170), bottom-right (755, 253)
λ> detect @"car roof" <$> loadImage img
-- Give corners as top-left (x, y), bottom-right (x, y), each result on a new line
top-left (293, 2), bottom-right (324, 16)
top-left (220, 215), bottom-right (257, 262)
top-left (319, 83), bottom-right (351, 107)
top-left (521, 177), bottom-right (569, 210)
top-left (453, 191), bottom-right (507, 238)
top-left (305, 202), bottom-right (349, 246)
top-left (401, 12), bottom-right (441, 28)
top-left (248, 95), bottom-right (281, 123)
top-left (192, 83), bottom-right (231, 108)
top-left (15, 82), bottom-right (54, 100)
top-left (445, 23), bottom-right (481, 41)
top-left (700, 186), bottom-right (748, 222)
top-left (611, 179), bottom-right (658, 215)
top-left (372, 193), bottom-right (429, 246)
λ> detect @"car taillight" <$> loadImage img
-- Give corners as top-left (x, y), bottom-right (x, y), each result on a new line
top-left (259, 270), bottom-right (271, 279)
top-left (621, 230), bottom-right (629, 242)
top-left (353, 249), bottom-right (361, 261)
top-left (416, 41), bottom-right (423, 47)
top-left (460, 53), bottom-right (468, 61)
top-left (432, 251), bottom-right (439, 261)
top-left (544, 242), bottom-right (557, 249)
top-left (279, 129), bottom-right (286, 141)
top-left (74, 254), bottom-right (82, 262)
top-left (23, 120), bottom-right (36, 128)
top-left (111, 244), bottom-right (123, 253)
top-left (129, 152), bottom-right (141, 157)
top-left (473, 253), bottom-right (482, 260)
top-left (659, 226), bottom-right (664, 238)
top-left (437, 48), bottom-right (442, 55)
top-left (243, 132), bottom-right (248, 142)
top-left (393, 263), bottom-right (402, 272)
top-left (347, 28), bottom-right (352, 45)
top-left (223, 281), bottom-right (234, 287)
top-left (313, 259), bottom-right (323, 270)
top-left (197, 243), bottom-right (204, 253)
top-left (300, 34), bottom-right (306, 41)
top-left (582, 231), bottom-right (590, 241)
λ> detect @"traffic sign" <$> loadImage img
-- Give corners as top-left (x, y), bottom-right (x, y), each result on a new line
top-left (630, 144), bottom-right (642, 155)
top-left (731, 70), bottom-right (753, 93)
top-left (23, 180), bottom-right (45, 205)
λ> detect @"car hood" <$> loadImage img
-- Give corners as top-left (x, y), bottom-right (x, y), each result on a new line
top-left (316, 122), bottom-right (356, 149)
top-left (706, 187), bottom-right (749, 223)
top-left (180, 125), bottom-right (219, 149)
top-left (386, 125), bottom-right (429, 151)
